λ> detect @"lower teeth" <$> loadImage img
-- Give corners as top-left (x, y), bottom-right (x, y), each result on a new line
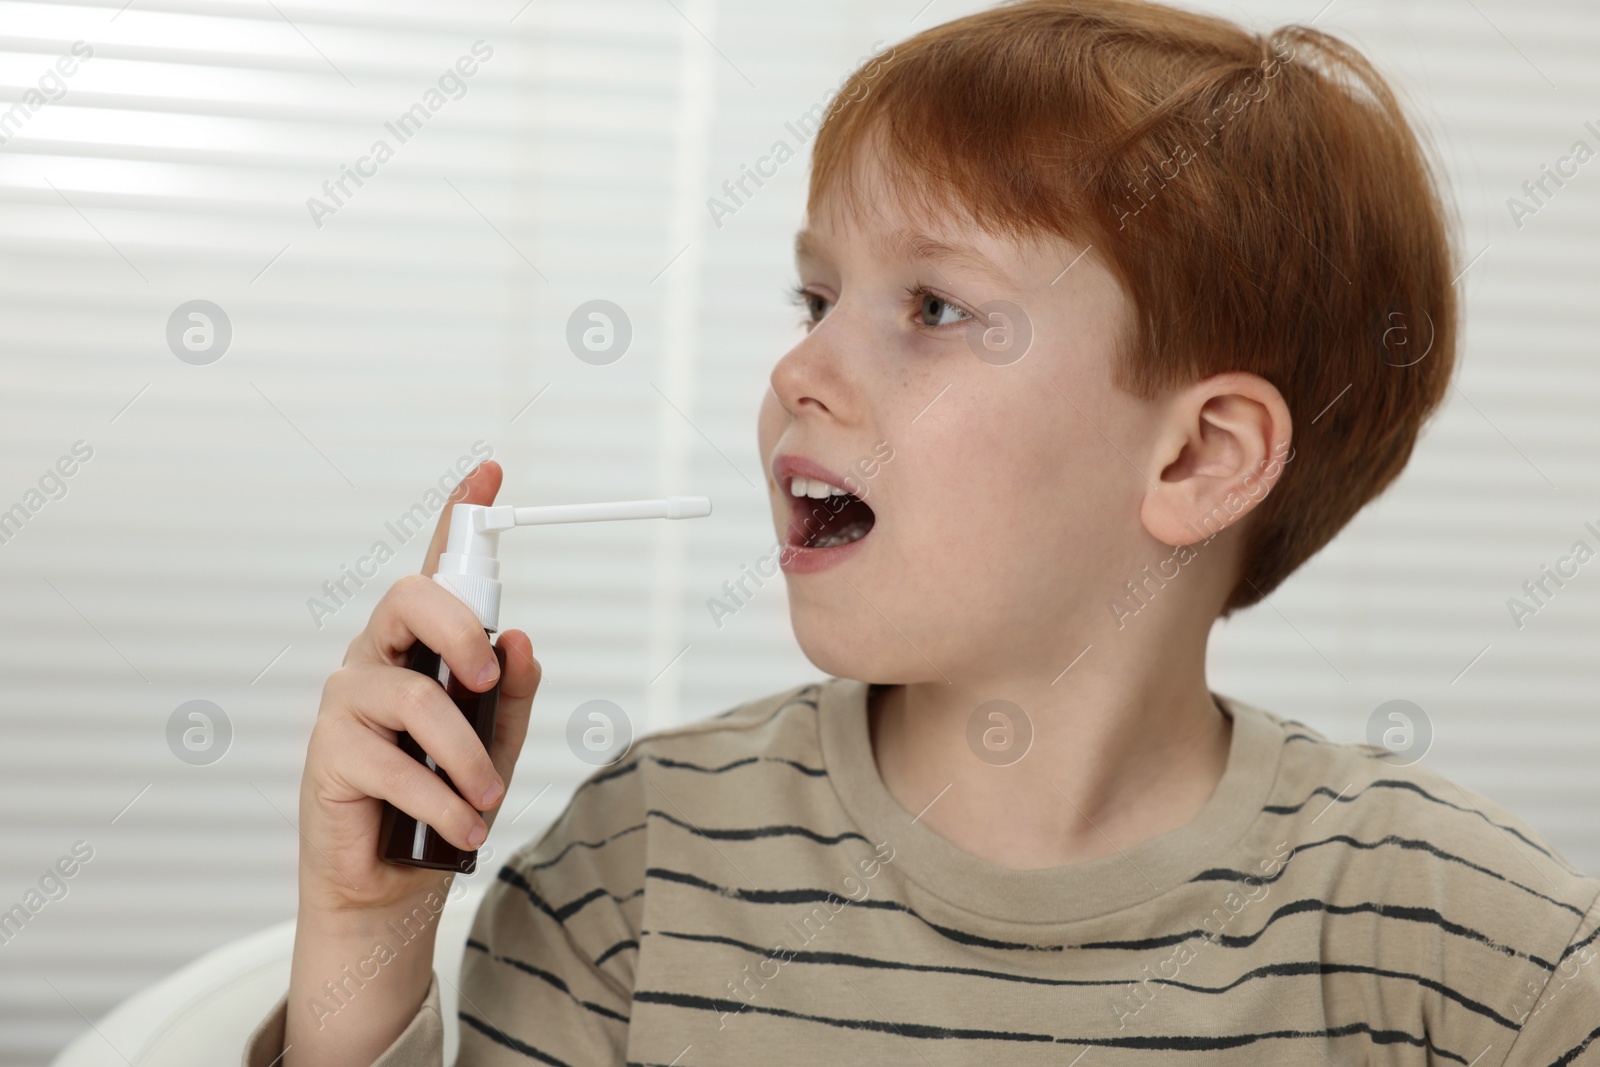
top-left (810, 521), bottom-right (870, 549)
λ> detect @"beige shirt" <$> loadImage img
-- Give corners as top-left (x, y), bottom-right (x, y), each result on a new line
top-left (244, 677), bottom-right (1600, 1066)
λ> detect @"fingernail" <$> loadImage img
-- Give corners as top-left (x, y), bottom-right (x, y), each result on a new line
top-left (481, 779), bottom-right (504, 807)
top-left (477, 661), bottom-right (499, 688)
top-left (467, 823), bottom-right (487, 848)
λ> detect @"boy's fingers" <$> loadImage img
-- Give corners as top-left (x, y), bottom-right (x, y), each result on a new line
top-left (348, 572), bottom-right (500, 688)
top-left (327, 720), bottom-right (489, 852)
top-left (421, 460), bottom-right (504, 578)
top-left (323, 664), bottom-right (502, 809)
top-left (485, 629), bottom-right (540, 811)
top-left (489, 629), bottom-right (540, 757)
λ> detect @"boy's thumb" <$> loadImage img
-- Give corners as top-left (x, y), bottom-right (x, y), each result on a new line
top-left (421, 460), bottom-right (504, 577)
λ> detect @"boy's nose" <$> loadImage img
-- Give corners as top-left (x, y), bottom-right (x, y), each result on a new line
top-left (769, 324), bottom-right (857, 424)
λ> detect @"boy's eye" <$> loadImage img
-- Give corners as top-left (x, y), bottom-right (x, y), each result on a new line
top-left (911, 286), bottom-right (972, 328)
top-left (787, 282), bottom-right (974, 332)
top-left (789, 284), bottom-right (831, 327)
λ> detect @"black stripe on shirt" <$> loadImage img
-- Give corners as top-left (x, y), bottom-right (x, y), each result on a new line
top-left (714, 685), bottom-right (822, 722)
top-left (524, 823), bottom-right (647, 873)
top-left (645, 807), bottom-right (871, 846)
top-left (648, 928), bottom-right (1521, 1030)
top-left (648, 865), bottom-right (1552, 967)
top-left (594, 938), bottom-right (638, 967)
top-left (1544, 1021), bottom-right (1600, 1067)
top-left (635, 988), bottom-right (1055, 1043)
top-left (575, 744), bottom-right (828, 796)
top-left (466, 938), bottom-right (630, 1023)
top-left (650, 753), bottom-right (828, 777)
top-left (1266, 779), bottom-right (1570, 870)
top-left (1079, 896), bottom-right (1557, 970)
top-left (645, 866), bottom-right (1062, 952)
top-left (1190, 832), bottom-right (1585, 916)
top-left (497, 865), bottom-right (642, 925)
top-left (632, 990), bottom-right (1465, 1061)
top-left (1560, 919), bottom-right (1600, 963)
top-left (459, 1010), bottom-right (576, 1066)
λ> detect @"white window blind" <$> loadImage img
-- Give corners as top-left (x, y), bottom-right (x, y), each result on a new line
top-left (0, 1), bottom-right (1595, 1063)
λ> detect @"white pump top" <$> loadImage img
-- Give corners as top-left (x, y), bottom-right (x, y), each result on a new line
top-left (432, 496), bottom-right (713, 631)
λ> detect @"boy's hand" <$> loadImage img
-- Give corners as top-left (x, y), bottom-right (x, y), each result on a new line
top-left (283, 461), bottom-right (541, 1066)
top-left (297, 459), bottom-right (541, 915)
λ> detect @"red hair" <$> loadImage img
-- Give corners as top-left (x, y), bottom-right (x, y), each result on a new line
top-left (808, 0), bottom-right (1459, 613)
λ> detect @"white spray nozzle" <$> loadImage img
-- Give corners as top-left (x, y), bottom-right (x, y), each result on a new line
top-left (431, 496), bottom-right (713, 631)
top-left (498, 494), bottom-right (712, 530)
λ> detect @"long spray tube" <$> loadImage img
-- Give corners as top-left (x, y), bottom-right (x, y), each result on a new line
top-left (434, 496), bottom-right (713, 632)
top-left (502, 495), bottom-right (712, 529)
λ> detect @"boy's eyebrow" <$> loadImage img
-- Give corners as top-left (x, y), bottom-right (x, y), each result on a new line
top-left (794, 227), bottom-right (1014, 286)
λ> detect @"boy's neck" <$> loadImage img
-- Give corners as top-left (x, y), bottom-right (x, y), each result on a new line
top-left (866, 654), bottom-right (1232, 872)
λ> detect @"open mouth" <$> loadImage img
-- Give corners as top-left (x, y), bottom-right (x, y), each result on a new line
top-left (786, 475), bottom-right (876, 549)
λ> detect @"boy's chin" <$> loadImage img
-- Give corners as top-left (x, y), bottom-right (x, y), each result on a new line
top-left (789, 612), bottom-right (923, 686)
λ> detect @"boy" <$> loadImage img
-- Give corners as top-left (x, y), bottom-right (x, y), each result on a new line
top-left (247, 1), bottom-right (1600, 1064)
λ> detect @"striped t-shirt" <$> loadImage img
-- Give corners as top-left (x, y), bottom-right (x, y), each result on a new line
top-left (244, 677), bottom-right (1600, 1066)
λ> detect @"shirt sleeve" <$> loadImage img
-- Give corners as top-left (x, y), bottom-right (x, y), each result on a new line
top-left (1498, 892), bottom-right (1600, 1067)
top-left (239, 972), bottom-right (444, 1067)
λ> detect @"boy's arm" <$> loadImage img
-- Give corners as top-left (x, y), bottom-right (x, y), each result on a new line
top-left (240, 781), bottom-right (643, 1067)
top-left (242, 973), bottom-right (444, 1067)
top-left (1496, 892), bottom-right (1600, 1067)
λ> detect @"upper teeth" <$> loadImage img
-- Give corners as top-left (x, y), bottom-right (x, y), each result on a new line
top-left (790, 476), bottom-right (849, 499)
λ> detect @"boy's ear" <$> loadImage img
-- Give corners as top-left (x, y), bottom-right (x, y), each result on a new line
top-left (1139, 371), bottom-right (1293, 547)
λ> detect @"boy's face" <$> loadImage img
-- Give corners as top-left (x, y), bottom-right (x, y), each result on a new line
top-left (758, 151), bottom-right (1172, 686)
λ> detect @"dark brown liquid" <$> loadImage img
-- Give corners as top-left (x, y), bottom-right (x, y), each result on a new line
top-left (378, 636), bottom-right (504, 874)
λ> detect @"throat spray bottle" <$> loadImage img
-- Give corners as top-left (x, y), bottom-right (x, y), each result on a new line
top-left (379, 494), bottom-right (712, 873)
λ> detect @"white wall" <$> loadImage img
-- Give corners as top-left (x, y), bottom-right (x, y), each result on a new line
top-left (0, 0), bottom-right (1595, 1062)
